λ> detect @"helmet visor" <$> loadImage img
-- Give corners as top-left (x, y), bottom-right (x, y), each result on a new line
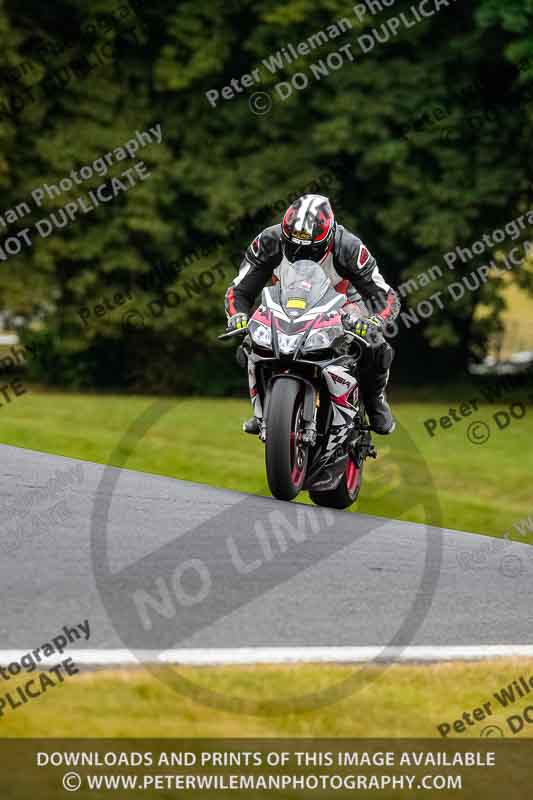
top-left (282, 238), bottom-right (329, 263)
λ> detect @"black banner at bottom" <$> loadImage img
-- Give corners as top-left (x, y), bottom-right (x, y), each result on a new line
top-left (0, 738), bottom-right (531, 798)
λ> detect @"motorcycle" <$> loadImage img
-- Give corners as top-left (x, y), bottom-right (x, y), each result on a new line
top-left (220, 259), bottom-right (377, 509)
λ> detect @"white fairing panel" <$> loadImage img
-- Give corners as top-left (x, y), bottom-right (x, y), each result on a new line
top-left (323, 366), bottom-right (358, 451)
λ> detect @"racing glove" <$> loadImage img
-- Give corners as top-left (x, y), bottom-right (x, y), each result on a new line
top-left (343, 314), bottom-right (383, 346)
top-left (227, 312), bottom-right (249, 331)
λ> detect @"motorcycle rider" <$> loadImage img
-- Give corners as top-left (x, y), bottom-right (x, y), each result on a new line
top-left (224, 194), bottom-right (400, 435)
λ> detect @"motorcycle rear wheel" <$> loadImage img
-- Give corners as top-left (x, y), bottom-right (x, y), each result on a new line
top-left (309, 451), bottom-right (363, 510)
top-left (265, 379), bottom-right (309, 501)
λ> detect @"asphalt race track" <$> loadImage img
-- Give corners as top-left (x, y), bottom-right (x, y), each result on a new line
top-left (1, 444), bottom-right (532, 663)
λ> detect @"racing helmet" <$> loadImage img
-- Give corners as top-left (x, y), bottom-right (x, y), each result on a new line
top-left (281, 194), bottom-right (335, 263)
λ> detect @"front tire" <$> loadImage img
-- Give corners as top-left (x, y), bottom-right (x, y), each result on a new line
top-left (265, 379), bottom-right (309, 501)
top-left (310, 451), bottom-right (363, 510)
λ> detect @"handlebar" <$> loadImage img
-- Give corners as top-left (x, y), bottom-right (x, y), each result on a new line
top-left (343, 330), bottom-right (371, 349)
top-left (217, 327), bottom-right (249, 340)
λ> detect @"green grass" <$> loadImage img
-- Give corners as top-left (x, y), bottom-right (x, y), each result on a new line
top-left (1, 386), bottom-right (532, 539)
top-left (4, 660), bottom-right (533, 737)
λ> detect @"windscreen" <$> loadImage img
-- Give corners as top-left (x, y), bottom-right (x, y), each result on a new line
top-left (279, 259), bottom-right (330, 314)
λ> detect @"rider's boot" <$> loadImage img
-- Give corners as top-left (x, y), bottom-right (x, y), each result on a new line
top-left (358, 351), bottom-right (395, 435)
top-left (362, 386), bottom-right (395, 435)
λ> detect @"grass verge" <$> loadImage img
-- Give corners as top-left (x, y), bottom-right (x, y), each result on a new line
top-left (3, 660), bottom-right (533, 737)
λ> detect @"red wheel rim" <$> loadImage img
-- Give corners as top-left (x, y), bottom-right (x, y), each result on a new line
top-left (290, 403), bottom-right (306, 488)
top-left (346, 456), bottom-right (360, 494)
top-left (290, 432), bottom-right (305, 487)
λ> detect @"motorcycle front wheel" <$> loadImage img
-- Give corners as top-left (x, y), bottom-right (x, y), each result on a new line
top-left (265, 379), bottom-right (309, 501)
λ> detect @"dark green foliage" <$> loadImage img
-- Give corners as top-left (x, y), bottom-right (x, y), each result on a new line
top-left (0, 0), bottom-right (532, 389)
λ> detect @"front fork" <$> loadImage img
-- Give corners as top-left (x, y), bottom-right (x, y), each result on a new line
top-left (248, 360), bottom-right (361, 450)
top-left (249, 359), bottom-right (320, 446)
top-left (248, 358), bottom-right (263, 420)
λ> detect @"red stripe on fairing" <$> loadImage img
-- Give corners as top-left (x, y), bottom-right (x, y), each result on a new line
top-left (332, 391), bottom-right (353, 408)
top-left (274, 317), bottom-right (313, 333)
top-left (378, 291), bottom-right (395, 320)
top-left (251, 309), bottom-right (272, 326)
top-left (227, 287), bottom-right (237, 316)
top-left (265, 314), bottom-right (341, 334)
top-left (271, 275), bottom-right (279, 284)
top-left (311, 313), bottom-right (342, 329)
top-left (250, 386), bottom-right (257, 398)
top-left (274, 316), bottom-right (339, 333)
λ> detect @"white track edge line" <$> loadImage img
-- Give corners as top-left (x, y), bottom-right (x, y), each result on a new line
top-left (1, 646), bottom-right (533, 666)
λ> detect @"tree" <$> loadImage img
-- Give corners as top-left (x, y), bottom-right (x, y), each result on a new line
top-left (0, 0), bottom-right (532, 389)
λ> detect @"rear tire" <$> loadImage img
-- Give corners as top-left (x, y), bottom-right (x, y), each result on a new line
top-left (310, 451), bottom-right (363, 510)
top-left (265, 379), bottom-right (308, 501)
